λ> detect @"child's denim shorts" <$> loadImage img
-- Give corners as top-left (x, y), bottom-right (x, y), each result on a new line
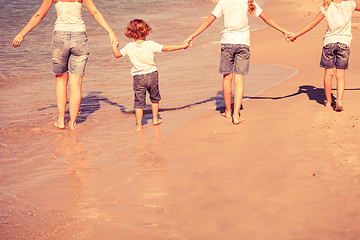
top-left (320, 42), bottom-right (350, 70)
top-left (219, 44), bottom-right (250, 75)
top-left (51, 31), bottom-right (90, 76)
top-left (133, 71), bottom-right (161, 109)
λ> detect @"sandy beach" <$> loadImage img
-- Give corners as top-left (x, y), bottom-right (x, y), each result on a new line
top-left (1, 0), bottom-right (360, 239)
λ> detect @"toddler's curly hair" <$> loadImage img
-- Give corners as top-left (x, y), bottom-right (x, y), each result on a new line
top-left (124, 19), bottom-right (152, 39)
top-left (322, 0), bottom-right (331, 10)
top-left (248, 0), bottom-right (256, 14)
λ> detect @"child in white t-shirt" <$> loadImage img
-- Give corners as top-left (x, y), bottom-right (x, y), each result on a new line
top-left (288, 0), bottom-right (360, 111)
top-left (112, 19), bottom-right (190, 131)
top-left (184, 0), bottom-right (289, 124)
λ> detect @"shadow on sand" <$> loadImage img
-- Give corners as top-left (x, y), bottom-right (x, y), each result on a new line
top-left (38, 86), bottom-right (360, 126)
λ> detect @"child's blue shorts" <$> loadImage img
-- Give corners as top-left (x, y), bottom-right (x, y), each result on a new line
top-left (320, 42), bottom-right (350, 70)
top-left (219, 44), bottom-right (250, 75)
top-left (133, 71), bottom-right (161, 109)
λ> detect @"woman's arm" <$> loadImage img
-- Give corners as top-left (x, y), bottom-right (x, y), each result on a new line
top-left (12, 0), bottom-right (53, 48)
top-left (288, 11), bottom-right (325, 41)
top-left (83, 0), bottom-right (119, 46)
top-left (259, 11), bottom-right (289, 35)
top-left (183, 14), bottom-right (217, 44)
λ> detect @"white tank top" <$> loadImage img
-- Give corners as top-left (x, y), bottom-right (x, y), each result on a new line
top-left (54, 0), bottom-right (86, 31)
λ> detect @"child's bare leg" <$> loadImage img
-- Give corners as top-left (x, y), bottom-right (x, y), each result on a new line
top-left (152, 102), bottom-right (162, 125)
top-left (335, 69), bottom-right (345, 111)
top-left (55, 73), bottom-right (68, 129)
top-left (135, 108), bottom-right (143, 131)
top-left (68, 74), bottom-right (83, 129)
top-left (323, 68), bottom-right (334, 107)
top-left (222, 73), bottom-right (233, 118)
top-left (233, 74), bottom-right (245, 124)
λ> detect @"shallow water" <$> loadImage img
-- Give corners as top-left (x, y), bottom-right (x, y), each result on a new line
top-left (0, 0), bottom-right (298, 238)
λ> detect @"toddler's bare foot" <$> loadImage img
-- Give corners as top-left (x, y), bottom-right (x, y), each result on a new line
top-left (54, 119), bottom-right (65, 129)
top-left (153, 119), bottom-right (162, 126)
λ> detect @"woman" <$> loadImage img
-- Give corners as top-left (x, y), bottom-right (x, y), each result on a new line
top-left (12, 0), bottom-right (119, 129)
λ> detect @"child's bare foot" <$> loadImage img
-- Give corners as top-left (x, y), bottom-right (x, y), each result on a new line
top-left (324, 100), bottom-right (332, 108)
top-left (232, 115), bottom-right (245, 125)
top-left (153, 119), bottom-right (162, 126)
top-left (54, 119), bottom-right (65, 129)
top-left (221, 110), bottom-right (232, 118)
top-left (335, 103), bottom-right (344, 112)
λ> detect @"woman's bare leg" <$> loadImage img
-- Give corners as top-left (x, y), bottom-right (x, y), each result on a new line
top-left (55, 73), bottom-right (68, 129)
top-left (68, 73), bottom-right (82, 129)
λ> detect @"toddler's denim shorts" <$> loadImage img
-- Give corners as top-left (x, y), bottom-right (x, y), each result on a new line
top-left (219, 44), bottom-right (250, 75)
top-left (51, 31), bottom-right (90, 76)
top-left (320, 42), bottom-right (350, 70)
top-left (133, 71), bottom-right (161, 109)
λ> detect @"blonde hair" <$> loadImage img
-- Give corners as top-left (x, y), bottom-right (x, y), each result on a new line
top-left (248, 0), bottom-right (256, 14)
top-left (323, 0), bottom-right (332, 10)
top-left (124, 19), bottom-right (152, 39)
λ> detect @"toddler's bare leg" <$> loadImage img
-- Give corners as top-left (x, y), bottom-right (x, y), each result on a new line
top-left (135, 108), bottom-right (143, 131)
top-left (152, 103), bottom-right (162, 125)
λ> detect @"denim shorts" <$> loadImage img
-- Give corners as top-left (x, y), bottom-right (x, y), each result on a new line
top-left (133, 71), bottom-right (161, 109)
top-left (51, 31), bottom-right (90, 76)
top-left (320, 42), bottom-right (350, 69)
top-left (219, 44), bottom-right (250, 75)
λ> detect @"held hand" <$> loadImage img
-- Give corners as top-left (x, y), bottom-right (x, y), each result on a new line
top-left (282, 30), bottom-right (293, 42)
top-left (183, 41), bottom-right (192, 49)
top-left (109, 32), bottom-right (119, 47)
top-left (286, 33), bottom-right (297, 42)
top-left (12, 33), bottom-right (24, 48)
top-left (183, 36), bottom-right (193, 46)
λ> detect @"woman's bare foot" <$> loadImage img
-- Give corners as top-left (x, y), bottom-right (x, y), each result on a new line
top-left (153, 119), bottom-right (162, 126)
top-left (136, 125), bottom-right (143, 132)
top-left (54, 118), bottom-right (65, 129)
top-left (68, 121), bottom-right (77, 130)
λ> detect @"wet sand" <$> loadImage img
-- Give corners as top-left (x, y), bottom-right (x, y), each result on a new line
top-left (1, 0), bottom-right (360, 239)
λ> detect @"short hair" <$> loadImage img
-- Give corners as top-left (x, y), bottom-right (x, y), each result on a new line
top-left (124, 19), bottom-right (152, 39)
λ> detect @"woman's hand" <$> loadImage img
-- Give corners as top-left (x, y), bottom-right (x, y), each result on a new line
top-left (12, 33), bottom-right (24, 48)
top-left (109, 32), bottom-right (119, 47)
